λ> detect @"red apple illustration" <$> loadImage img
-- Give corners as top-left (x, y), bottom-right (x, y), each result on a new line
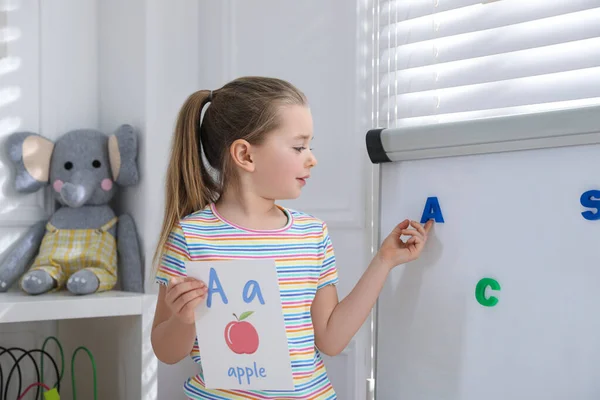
top-left (224, 311), bottom-right (259, 354)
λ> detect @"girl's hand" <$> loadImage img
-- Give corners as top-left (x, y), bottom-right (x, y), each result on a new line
top-left (165, 276), bottom-right (208, 325)
top-left (377, 219), bottom-right (434, 270)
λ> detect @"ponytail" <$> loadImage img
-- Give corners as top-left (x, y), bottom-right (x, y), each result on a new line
top-left (152, 90), bottom-right (218, 271)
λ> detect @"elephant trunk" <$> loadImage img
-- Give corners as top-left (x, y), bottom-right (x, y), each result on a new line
top-left (60, 170), bottom-right (97, 208)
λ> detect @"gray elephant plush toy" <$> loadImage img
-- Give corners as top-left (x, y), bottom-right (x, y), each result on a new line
top-left (0, 124), bottom-right (143, 295)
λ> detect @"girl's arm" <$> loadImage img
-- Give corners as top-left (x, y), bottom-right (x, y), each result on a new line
top-left (311, 219), bottom-right (433, 357)
top-left (151, 277), bottom-right (207, 364)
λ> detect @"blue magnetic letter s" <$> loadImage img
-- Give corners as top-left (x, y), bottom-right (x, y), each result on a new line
top-left (581, 190), bottom-right (600, 220)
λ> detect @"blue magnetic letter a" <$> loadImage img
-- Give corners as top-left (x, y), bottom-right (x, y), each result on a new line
top-left (207, 267), bottom-right (228, 308)
top-left (421, 196), bottom-right (444, 223)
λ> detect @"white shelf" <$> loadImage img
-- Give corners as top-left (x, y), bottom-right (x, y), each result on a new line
top-left (0, 290), bottom-right (146, 324)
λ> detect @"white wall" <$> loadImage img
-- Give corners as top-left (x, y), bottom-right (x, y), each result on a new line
top-left (0, 1), bottom-right (374, 398)
top-left (97, 1), bottom-right (202, 397)
top-left (157, 1), bottom-right (375, 398)
top-left (96, 1), bottom-right (375, 394)
top-left (97, 0), bottom-right (201, 292)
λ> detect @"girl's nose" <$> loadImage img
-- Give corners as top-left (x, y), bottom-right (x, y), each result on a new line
top-left (308, 153), bottom-right (318, 168)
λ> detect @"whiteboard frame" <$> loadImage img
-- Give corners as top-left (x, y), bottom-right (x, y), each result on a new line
top-left (368, 104), bottom-right (600, 399)
top-left (366, 104), bottom-right (600, 164)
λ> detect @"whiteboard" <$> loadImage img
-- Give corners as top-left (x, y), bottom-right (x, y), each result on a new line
top-left (375, 143), bottom-right (600, 400)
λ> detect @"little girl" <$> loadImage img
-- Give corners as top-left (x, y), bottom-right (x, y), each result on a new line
top-left (151, 76), bottom-right (433, 399)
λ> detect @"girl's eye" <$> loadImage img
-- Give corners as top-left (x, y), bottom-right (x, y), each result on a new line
top-left (293, 147), bottom-right (315, 152)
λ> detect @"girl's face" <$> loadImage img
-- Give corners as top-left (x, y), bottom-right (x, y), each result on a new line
top-left (251, 105), bottom-right (318, 200)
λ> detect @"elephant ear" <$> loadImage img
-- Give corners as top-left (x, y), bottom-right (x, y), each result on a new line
top-left (108, 124), bottom-right (139, 186)
top-left (5, 131), bottom-right (54, 193)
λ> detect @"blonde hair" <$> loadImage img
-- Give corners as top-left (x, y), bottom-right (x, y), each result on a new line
top-left (153, 76), bottom-right (307, 270)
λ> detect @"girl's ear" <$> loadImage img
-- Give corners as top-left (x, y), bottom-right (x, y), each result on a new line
top-left (230, 139), bottom-right (255, 172)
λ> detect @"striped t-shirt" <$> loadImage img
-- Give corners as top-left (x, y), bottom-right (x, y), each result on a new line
top-left (155, 203), bottom-right (339, 399)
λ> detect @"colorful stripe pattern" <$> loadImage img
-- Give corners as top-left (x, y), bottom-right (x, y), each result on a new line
top-left (156, 203), bottom-right (339, 399)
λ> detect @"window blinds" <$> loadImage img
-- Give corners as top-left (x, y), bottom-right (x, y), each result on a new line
top-left (0, 0), bottom-right (22, 136)
top-left (376, 0), bottom-right (600, 129)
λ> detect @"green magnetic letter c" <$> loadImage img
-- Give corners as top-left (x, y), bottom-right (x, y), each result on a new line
top-left (475, 278), bottom-right (500, 307)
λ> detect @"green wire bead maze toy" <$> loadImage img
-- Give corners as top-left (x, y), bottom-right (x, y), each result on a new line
top-left (0, 335), bottom-right (98, 400)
